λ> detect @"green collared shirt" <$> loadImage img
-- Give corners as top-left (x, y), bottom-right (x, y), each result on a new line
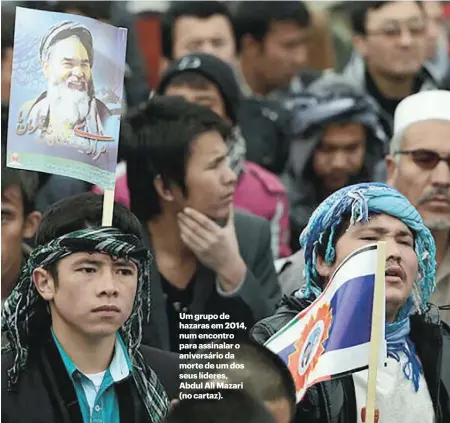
top-left (52, 330), bottom-right (132, 423)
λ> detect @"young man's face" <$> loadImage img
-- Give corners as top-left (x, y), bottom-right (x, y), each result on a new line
top-left (316, 213), bottom-right (418, 323)
top-left (355, 1), bottom-right (426, 79)
top-left (313, 123), bottom-right (366, 193)
top-left (1, 185), bottom-right (40, 296)
top-left (250, 20), bottom-right (309, 92)
top-left (173, 130), bottom-right (237, 221)
top-left (387, 120), bottom-right (450, 230)
top-left (33, 252), bottom-right (138, 338)
top-left (172, 15), bottom-right (236, 64)
top-left (165, 82), bottom-right (228, 122)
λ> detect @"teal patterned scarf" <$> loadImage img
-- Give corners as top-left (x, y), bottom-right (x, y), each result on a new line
top-left (1, 227), bottom-right (169, 422)
top-left (296, 182), bottom-right (436, 392)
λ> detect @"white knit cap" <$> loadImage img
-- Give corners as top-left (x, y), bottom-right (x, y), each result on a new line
top-left (391, 90), bottom-right (450, 152)
top-left (394, 90), bottom-right (450, 137)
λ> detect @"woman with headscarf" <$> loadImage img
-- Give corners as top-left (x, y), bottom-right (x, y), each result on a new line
top-left (1, 192), bottom-right (177, 423)
top-left (252, 182), bottom-right (450, 423)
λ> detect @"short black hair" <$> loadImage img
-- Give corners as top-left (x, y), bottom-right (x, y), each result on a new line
top-left (122, 95), bottom-right (231, 222)
top-left (161, 1), bottom-right (234, 59)
top-left (1, 146), bottom-right (39, 216)
top-left (35, 192), bottom-right (143, 246)
top-left (163, 389), bottom-right (275, 423)
top-left (35, 192), bottom-right (143, 284)
top-left (183, 339), bottom-right (296, 418)
top-left (350, 1), bottom-right (424, 35)
top-left (233, 1), bottom-right (311, 53)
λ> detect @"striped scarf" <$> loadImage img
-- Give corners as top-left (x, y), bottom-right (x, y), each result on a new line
top-left (1, 227), bottom-right (169, 422)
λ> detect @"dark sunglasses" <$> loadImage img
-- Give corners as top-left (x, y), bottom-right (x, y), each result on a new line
top-left (395, 149), bottom-right (450, 170)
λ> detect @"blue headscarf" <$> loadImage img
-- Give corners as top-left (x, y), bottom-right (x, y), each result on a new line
top-left (297, 182), bottom-right (436, 391)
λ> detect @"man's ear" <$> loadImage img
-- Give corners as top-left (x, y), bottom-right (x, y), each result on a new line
top-left (315, 254), bottom-right (333, 280)
top-left (154, 175), bottom-right (175, 202)
top-left (22, 211), bottom-right (41, 240)
top-left (352, 35), bottom-right (368, 57)
top-left (385, 155), bottom-right (398, 185)
top-left (32, 267), bottom-right (56, 301)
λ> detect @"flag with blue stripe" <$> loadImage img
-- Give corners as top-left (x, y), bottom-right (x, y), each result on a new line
top-left (265, 244), bottom-right (386, 402)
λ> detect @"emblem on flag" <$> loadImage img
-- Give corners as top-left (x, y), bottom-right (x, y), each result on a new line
top-left (288, 303), bottom-right (332, 389)
top-left (265, 244), bottom-right (386, 403)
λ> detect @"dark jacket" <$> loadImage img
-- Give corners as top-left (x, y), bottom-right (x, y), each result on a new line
top-left (342, 53), bottom-right (440, 138)
top-left (280, 74), bottom-right (388, 252)
top-left (282, 129), bottom-right (386, 252)
top-left (238, 97), bottom-right (292, 175)
top-left (1, 333), bottom-right (180, 423)
top-left (141, 209), bottom-right (282, 351)
top-left (251, 294), bottom-right (450, 423)
top-left (237, 70), bottom-right (323, 176)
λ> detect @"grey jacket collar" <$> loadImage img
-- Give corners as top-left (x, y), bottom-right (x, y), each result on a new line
top-left (342, 52), bottom-right (440, 93)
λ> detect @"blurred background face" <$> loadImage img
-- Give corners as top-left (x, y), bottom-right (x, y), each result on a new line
top-left (313, 123), bottom-right (366, 193)
top-left (165, 82), bottom-right (228, 122)
top-left (1, 186), bottom-right (26, 292)
top-left (387, 120), bottom-right (450, 230)
top-left (1, 185), bottom-right (39, 299)
top-left (252, 21), bottom-right (309, 92)
top-left (175, 131), bottom-right (237, 221)
top-left (423, 1), bottom-right (445, 59)
top-left (358, 1), bottom-right (427, 79)
top-left (172, 15), bottom-right (236, 64)
top-left (1, 46), bottom-right (13, 105)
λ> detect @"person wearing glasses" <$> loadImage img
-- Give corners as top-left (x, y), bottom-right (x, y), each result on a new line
top-left (343, 1), bottom-right (440, 138)
top-left (387, 90), bottom-right (450, 326)
top-left (276, 90), bottom-right (450, 324)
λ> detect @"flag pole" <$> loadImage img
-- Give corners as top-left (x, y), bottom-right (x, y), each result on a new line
top-left (102, 188), bottom-right (116, 226)
top-left (364, 241), bottom-right (386, 423)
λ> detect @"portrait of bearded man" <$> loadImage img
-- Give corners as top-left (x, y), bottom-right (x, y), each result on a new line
top-left (18, 21), bottom-right (111, 141)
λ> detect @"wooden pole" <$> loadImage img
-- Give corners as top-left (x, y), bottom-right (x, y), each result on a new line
top-left (364, 241), bottom-right (386, 423)
top-left (101, 188), bottom-right (115, 226)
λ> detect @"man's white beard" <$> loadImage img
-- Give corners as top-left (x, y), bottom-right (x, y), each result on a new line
top-left (423, 219), bottom-right (450, 231)
top-left (47, 78), bottom-right (92, 127)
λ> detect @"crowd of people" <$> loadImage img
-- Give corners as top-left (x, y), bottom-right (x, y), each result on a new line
top-left (1, 1), bottom-right (450, 423)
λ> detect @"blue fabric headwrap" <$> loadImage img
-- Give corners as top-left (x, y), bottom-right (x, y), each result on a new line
top-left (297, 182), bottom-right (436, 391)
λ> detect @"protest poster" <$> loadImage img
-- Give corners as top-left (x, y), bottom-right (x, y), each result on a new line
top-left (265, 243), bottom-right (387, 403)
top-left (6, 7), bottom-right (127, 191)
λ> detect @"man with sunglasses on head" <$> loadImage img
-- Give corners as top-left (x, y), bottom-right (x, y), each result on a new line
top-left (387, 90), bottom-right (450, 325)
top-left (344, 1), bottom-right (440, 138)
